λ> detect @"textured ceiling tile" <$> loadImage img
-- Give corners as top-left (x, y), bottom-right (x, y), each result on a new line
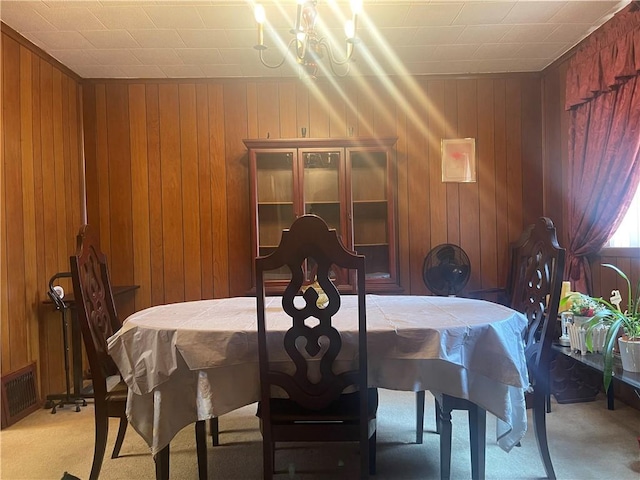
top-left (143, 5), bottom-right (206, 29)
top-left (176, 48), bottom-right (224, 64)
top-left (89, 5), bottom-right (156, 30)
top-left (474, 43), bottom-right (522, 60)
top-left (502, 2), bottom-right (565, 24)
top-left (118, 64), bottom-right (167, 78)
top-left (72, 64), bottom-right (125, 78)
top-left (456, 25), bottom-right (512, 43)
top-left (81, 30), bottom-right (139, 49)
top-left (402, 4), bottom-right (463, 27)
top-left (197, 5), bottom-right (255, 29)
top-left (90, 49), bottom-right (142, 65)
top-left (0, 2), bottom-right (56, 32)
top-left (129, 29), bottom-right (186, 48)
top-left (501, 24), bottom-right (559, 43)
top-left (200, 63), bottom-right (245, 78)
top-left (179, 29), bottom-right (231, 48)
top-left (30, 30), bottom-right (94, 49)
top-left (47, 49), bottom-right (99, 66)
top-left (359, 27), bottom-right (418, 47)
top-left (434, 44), bottom-right (482, 61)
top-left (160, 64), bottom-right (205, 78)
top-left (550, 1), bottom-right (621, 24)
top-left (412, 26), bottom-right (465, 45)
top-left (454, 2), bottom-right (517, 25)
top-left (515, 42), bottom-right (568, 59)
top-left (131, 48), bottom-right (183, 66)
top-left (30, 5), bottom-right (105, 31)
top-left (544, 23), bottom-right (594, 43)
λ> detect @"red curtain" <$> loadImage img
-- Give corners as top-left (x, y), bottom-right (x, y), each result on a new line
top-left (565, 2), bottom-right (640, 294)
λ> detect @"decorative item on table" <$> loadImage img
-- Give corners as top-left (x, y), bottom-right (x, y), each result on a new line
top-left (576, 264), bottom-right (640, 391)
top-left (560, 292), bottom-right (607, 354)
top-left (558, 311), bottom-right (573, 346)
top-left (300, 278), bottom-right (329, 308)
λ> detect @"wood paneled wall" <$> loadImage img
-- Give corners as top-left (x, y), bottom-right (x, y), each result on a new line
top-left (1, 27), bottom-right (84, 397)
top-left (82, 74), bottom-right (543, 308)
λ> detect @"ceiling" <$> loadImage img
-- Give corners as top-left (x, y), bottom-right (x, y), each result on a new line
top-left (0, 0), bottom-right (632, 79)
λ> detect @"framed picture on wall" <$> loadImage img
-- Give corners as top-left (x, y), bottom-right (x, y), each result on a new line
top-left (441, 138), bottom-right (476, 183)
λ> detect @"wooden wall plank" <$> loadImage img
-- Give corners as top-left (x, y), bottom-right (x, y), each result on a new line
top-left (146, 85), bottom-right (165, 306)
top-left (427, 80), bottom-right (448, 248)
top-left (279, 81), bottom-right (297, 138)
top-left (19, 46), bottom-right (39, 370)
top-left (94, 84), bottom-right (111, 255)
top-left (158, 84), bottom-right (185, 303)
top-left (209, 84), bottom-right (229, 298)
top-left (105, 84), bottom-right (134, 288)
top-left (179, 84), bottom-right (202, 302)
top-left (406, 78), bottom-right (430, 295)
top-left (145, 85), bottom-right (165, 305)
top-left (477, 79), bottom-right (498, 289)
top-left (256, 82), bottom-right (280, 139)
top-left (223, 82), bottom-right (251, 295)
top-left (505, 79), bottom-right (524, 243)
top-left (493, 79), bottom-right (510, 286)
top-left (129, 84), bottom-right (152, 310)
top-left (457, 79), bottom-right (480, 290)
top-left (2, 35), bottom-right (25, 373)
top-left (196, 84), bottom-right (214, 300)
top-left (521, 76), bottom-right (543, 225)
top-left (444, 80), bottom-right (460, 245)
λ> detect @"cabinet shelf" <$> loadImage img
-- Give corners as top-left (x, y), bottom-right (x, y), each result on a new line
top-left (246, 137), bottom-right (399, 293)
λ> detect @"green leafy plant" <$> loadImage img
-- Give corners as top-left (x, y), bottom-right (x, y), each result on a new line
top-left (574, 264), bottom-right (640, 391)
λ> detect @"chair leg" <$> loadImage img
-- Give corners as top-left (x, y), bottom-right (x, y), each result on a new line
top-left (533, 393), bottom-right (556, 479)
top-left (154, 444), bottom-right (169, 480)
top-left (195, 420), bottom-right (208, 480)
top-left (89, 405), bottom-right (109, 480)
top-left (210, 416), bottom-right (219, 446)
top-left (110, 416), bottom-right (128, 459)
top-left (416, 390), bottom-right (425, 444)
top-left (468, 405), bottom-right (486, 480)
top-left (262, 437), bottom-right (274, 480)
top-left (438, 401), bottom-right (453, 480)
top-left (435, 397), bottom-right (442, 434)
top-left (368, 431), bottom-right (377, 476)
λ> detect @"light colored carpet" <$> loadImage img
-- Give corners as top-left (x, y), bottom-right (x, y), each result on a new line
top-left (1, 389), bottom-right (639, 479)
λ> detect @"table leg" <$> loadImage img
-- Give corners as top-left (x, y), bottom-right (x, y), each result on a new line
top-left (154, 444), bottom-right (169, 480)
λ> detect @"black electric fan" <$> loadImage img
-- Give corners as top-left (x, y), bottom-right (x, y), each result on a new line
top-left (422, 244), bottom-right (471, 296)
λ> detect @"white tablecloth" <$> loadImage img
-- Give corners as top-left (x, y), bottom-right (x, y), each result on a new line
top-left (108, 295), bottom-right (529, 455)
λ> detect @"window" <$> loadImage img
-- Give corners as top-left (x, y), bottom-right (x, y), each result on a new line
top-left (608, 185), bottom-right (640, 247)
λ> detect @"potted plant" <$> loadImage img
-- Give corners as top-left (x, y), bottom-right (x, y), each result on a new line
top-left (578, 264), bottom-right (640, 391)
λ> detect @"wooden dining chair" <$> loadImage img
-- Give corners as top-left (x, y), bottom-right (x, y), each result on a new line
top-left (430, 217), bottom-right (565, 480)
top-left (255, 214), bottom-right (377, 479)
top-left (69, 225), bottom-right (208, 480)
top-left (415, 223), bottom-right (540, 445)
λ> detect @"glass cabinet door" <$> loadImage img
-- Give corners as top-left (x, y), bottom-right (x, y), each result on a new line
top-left (301, 149), bottom-right (346, 284)
top-left (254, 150), bottom-right (295, 280)
top-left (349, 149), bottom-right (391, 280)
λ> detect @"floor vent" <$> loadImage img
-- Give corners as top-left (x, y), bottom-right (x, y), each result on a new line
top-left (1, 362), bottom-right (40, 429)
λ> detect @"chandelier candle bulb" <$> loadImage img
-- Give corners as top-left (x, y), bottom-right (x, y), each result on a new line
top-left (254, 4), bottom-right (265, 49)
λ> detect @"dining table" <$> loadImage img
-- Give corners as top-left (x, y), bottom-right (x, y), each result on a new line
top-left (107, 294), bottom-right (530, 471)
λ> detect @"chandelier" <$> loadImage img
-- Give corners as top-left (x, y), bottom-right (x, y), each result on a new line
top-left (254, 0), bottom-right (363, 79)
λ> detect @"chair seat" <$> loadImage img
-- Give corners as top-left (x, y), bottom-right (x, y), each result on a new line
top-left (105, 380), bottom-right (128, 403)
top-left (258, 388), bottom-right (378, 423)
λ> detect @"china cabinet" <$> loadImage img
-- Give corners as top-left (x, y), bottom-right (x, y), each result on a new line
top-left (244, 137), bottom-right (399, 293)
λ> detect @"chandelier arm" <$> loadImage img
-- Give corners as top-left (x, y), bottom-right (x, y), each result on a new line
top-left (316, 41), bottom-right (351, 77)
top-left (258, 38), bottom-right (298, 69)
top-left (317, 38), bottom-right (353, 66)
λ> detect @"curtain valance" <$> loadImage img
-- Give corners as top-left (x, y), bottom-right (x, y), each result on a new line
top-left (565, 2), bottom-right (640, 110)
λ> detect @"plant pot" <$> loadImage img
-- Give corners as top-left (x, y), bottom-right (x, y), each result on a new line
top-left (618, 336), bottom-right (640, 373)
